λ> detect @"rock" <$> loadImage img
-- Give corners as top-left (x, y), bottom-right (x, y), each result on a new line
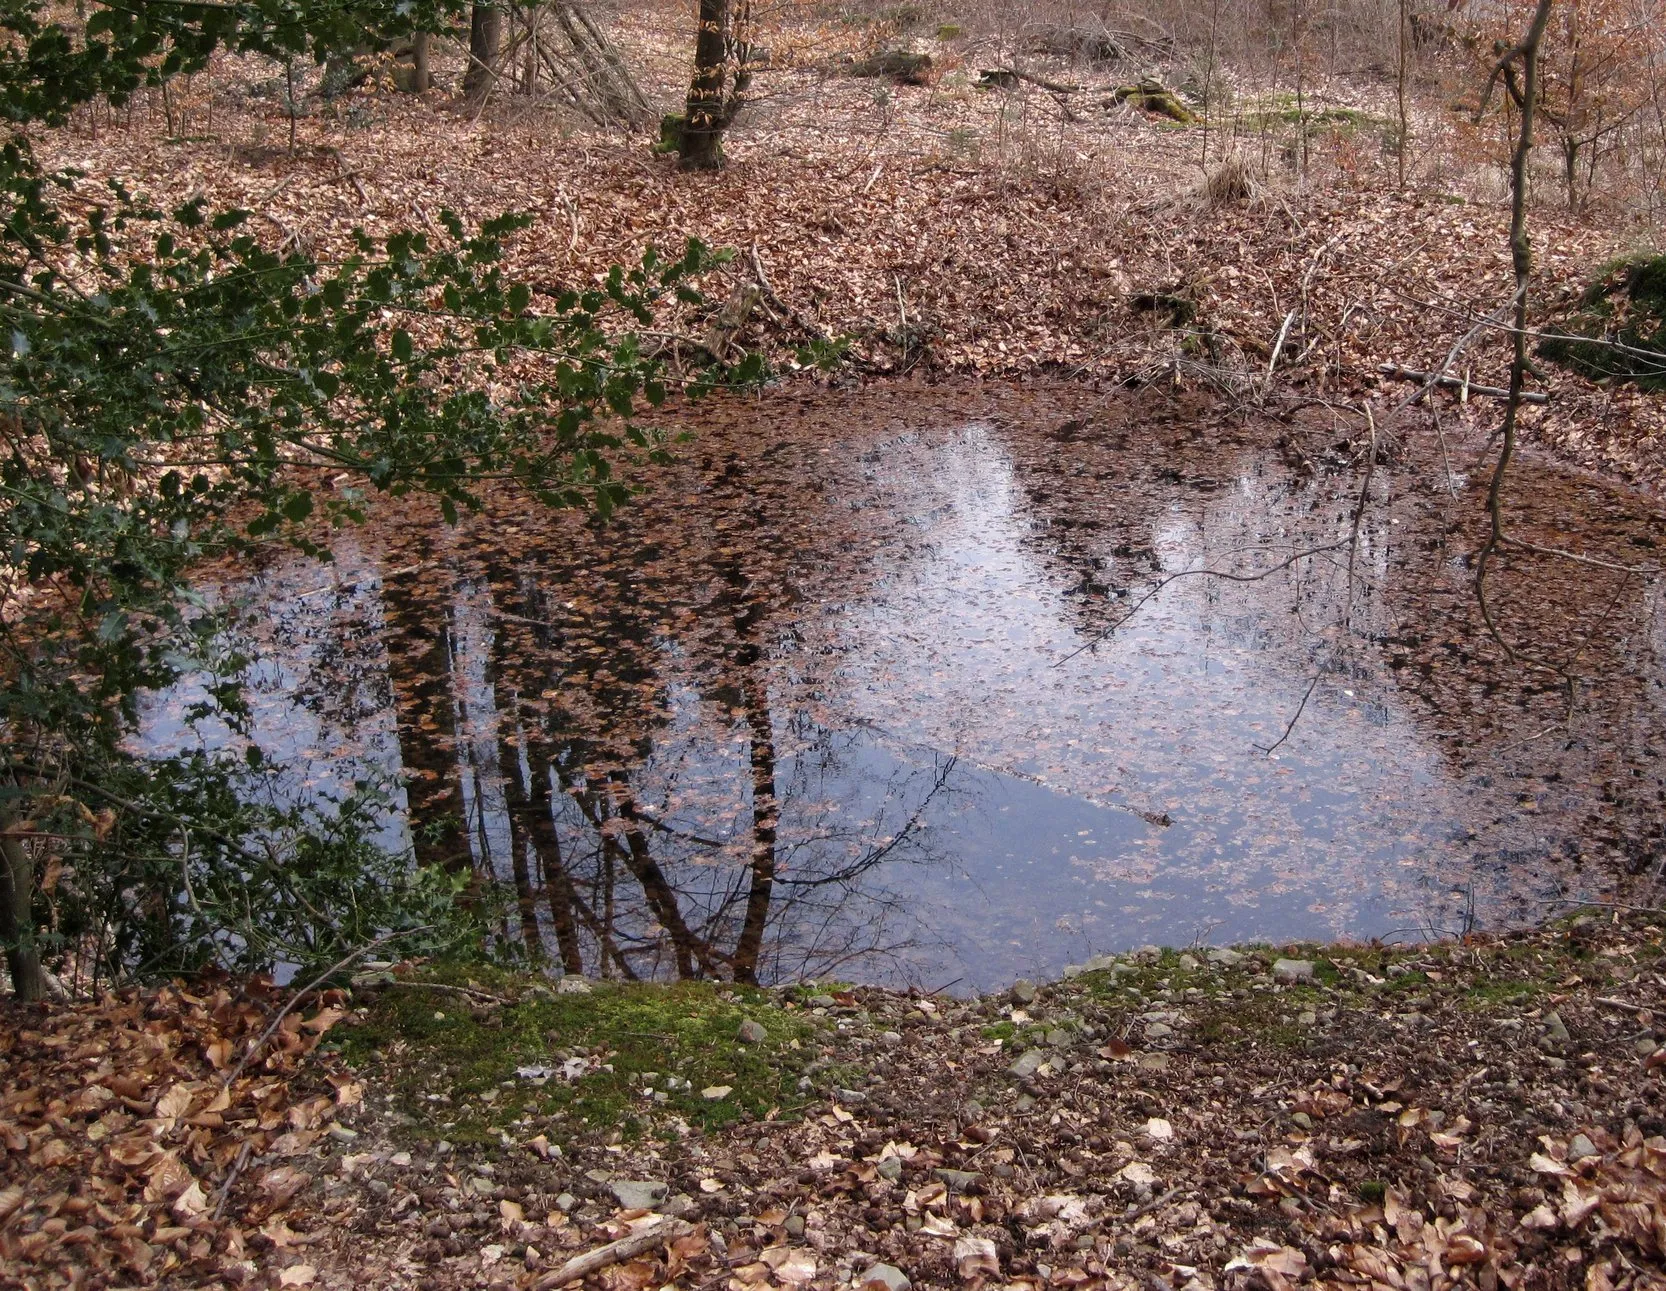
top-left (1273, 959), bottom-right (1315, 984)
top-left (702, 1085), bottom-right (733, 1100)
top-left (1061, 964), bottom-right (1084, 979)
top-left (1177, 954), bottom-right (1199, 971)
top-left (524, 983), bottom-right (557, 1003)
top-left (1569, 1133), bottom-right (1599, 1161)
top-left (327, 1124), bottom-right (359, 1143)
top-left (1046, 1028), bottom-right (1072, 1047)
top-left (1015, 1094), bottom-right (1036, 1113)
top-left (1297, 1010), bottom-right (1318, 1026)
top-left (859, 1263), bottom-right (911, 1291)
top-left (880, 1031), bottom-right (903, 1047)
top-left (1009, 1049), bottom-right (1047, 1079)
top-left (1137, 1053), bottom-right (1170, 1072)
top-left (610, 1180), bottom-right (668, 1211)
top-left (1639, 1035), bottom-right (1661, 1056)
top-left (1145, 1022), bottom-right (1173, 1039)
top-left (737, 1019), bottom-right (768, 1045)
top-left (1135, 945), bottom-right (1162, 961)
top-left (933, 1168), bottom-right (983, 1193)
top-left (963, 1100), bottom-right (984, 1121)
top-left (1291, 1111), bottom-right (1313, 1130)
top-left (806, 994), bottom-right (837, 1008)
top-left (876, 1156), bottom-right (903, 1181)
top-left (1011, 980), bottom-right (1038, 1005)
top-left (663, 1193), bottom-right (695, 1217)
top-left (785, 1213), bottom-right (806, 1238)
top-left (1086, 954), bottom-right (1116, 971)
top-left (1208, 948), bottom-right (1244, 967)
top-left (1544, 1011), bottom-right (1571, 1044)
top-left (1144, 1117), bottom-right (1175, 1141)
top-left (556, 976), bottom-right (592, 996)
top-left (555, 1193), bottom-right (578, 1212)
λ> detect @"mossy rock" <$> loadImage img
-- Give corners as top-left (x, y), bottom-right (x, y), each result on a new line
top-left (1539, 254), bottom-right (1666, 389)
top-left (1110, 79), bottom-right (1196, 124)
top-left (848, 50), bottom-right (934, 85)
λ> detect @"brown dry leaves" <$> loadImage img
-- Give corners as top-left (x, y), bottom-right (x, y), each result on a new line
top-left (0, 979), bottom-right (358, 1287)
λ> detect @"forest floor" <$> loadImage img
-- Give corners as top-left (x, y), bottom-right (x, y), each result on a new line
top-left (4, 912), bottom-right (1666, 1290)
top-left (34, 2), bottom-right (1666, 492)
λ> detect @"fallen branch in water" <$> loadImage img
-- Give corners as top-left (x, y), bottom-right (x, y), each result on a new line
top-left (533, 1218), bottom-right (695, 1289)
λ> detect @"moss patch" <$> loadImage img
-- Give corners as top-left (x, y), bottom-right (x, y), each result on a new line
top-left (339, 966), bottom-right (824, 1146)
top-left (1540, 254), bottom-right (1666, 389)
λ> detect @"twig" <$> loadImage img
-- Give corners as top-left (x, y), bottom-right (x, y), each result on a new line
top-left (1054, 541), bottom-right (1348, 667)
top-left (532, 1218), bottom-right (694, 1290)
top-left (222, 926), bottom-right (430, 1090)
top-left (1378, 363), bottom-right (1548, 404)
top-left (1121, 1185), bottom-right (1185, 1222)
top-left (1254, 673), bottom-right (1320, 756)
top-left (374, 980), bottom-right (511, 1005)
top-left (212, 1140), bottom-right (253, 1222)
top-left (1594, 997), bottom-right (1653, 1016)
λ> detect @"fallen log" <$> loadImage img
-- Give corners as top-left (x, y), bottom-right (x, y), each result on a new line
top-left (533, 1218), bottom-right (695, 1290)
top-left (1378, 363), bottom-right (1549, 404)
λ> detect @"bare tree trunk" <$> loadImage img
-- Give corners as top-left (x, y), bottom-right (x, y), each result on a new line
top-left (1473, 0), bottom-right (1556, 654)
top-left (0, 833), bottom-right (46, 1003)
top-left (465, 3), bottom-right (503, 104)
top-left (412, 32), bottom-right (432, 92)
top-left (680, 0), bottom-right (731, 169)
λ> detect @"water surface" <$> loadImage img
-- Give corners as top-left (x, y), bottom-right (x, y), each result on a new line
top-left (140, 384), bottom-right (1666, 989)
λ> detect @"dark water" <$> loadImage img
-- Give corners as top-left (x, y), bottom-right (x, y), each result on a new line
top-left (138, 384), bottom-right (1666, 990)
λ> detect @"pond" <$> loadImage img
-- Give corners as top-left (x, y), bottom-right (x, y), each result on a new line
top-left (139, 383), bottom-right (1666, 991)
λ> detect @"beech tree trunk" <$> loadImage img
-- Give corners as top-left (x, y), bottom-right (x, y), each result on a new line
top-left (681, 0), bottom-right (730, 169)
top-left (464, 3), bottom-right (503, 103)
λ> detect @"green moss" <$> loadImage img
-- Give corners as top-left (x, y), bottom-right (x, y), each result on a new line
top-left (1359, 1180), bottom-right (1388, 1203)
top-left (340, 966), bottom-right (823, 1146)
top-left (1540, 254), bottom-right (1666, 388)
top-left (1239, 98), bottom-right (1389, 142)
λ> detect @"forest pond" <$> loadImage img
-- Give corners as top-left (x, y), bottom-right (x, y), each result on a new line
top-left (139, 384), bottom-right (1666, 991)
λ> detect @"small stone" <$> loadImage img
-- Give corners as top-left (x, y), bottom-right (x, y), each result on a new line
top-left (1135, 945), bottom-right (1162, 961)
top-left (1297, 1010), bottom-right (1318, 1026)
top-left (1177, 954), bottom-right (1199, 971)
top-left (555, 1193), bottom-right (578, 1212)
top-left (1273, 959), bottom-right (1315, 984)
top-left (859, 1263), bottom-right (911, 1291)
top-left (1015, 1094), bottom-right (1036, 1113)
top-left (737, 1019), bottom-right (768, 1045)
top-left (1291, 1112), bottom-right (1313, 1130)
top-left (1086, 954), bottom-right (1116, 971)
top-left (610, 1180), bottom-right (668, 1211)
top-left (1011, 980), bottom-right (1038, 1005)
top-left (1145, 1022), bottom-right (1173, 1039)
top-left (1137, 1053), bottom-right (1170, 1072)
top-left (880, 1030), bottom-right (903, 1046)
top-left (524, 983), bottom-right (557, 1003)
top-left (1009, 1049), bottom-right (1047, 1079)
top-left (556, 976), bottom-right (592, 996)
top-left (1061, 964), bottom-right (1084, 980)
top-left (1568, 1133), bottom-right (1599, 1162)
top-left (962, 1100), bottom-right (984, 1121)
top-left (877, 1156), bottom-right (903, 1181)
top-left (1544, 1011), bottom-right (1571, 1044)
top-left (1144, 1117), bottom-right (1175, 1141)
top-left (807, 995), bottom-right (837, 1008)
top-left (933, 1168), bottom-right (983, 1193)
top-left (785, 1213), bottom-right (806, 1238)
top-left (701, 1085), bottom-right (733, 1100)
top-left (1639, 1035), bottom-right (1661, 1056)
top-left (1208, 948), bottom-right (1244, 967)
top-left (1046, 1028), bottom-right (1072, 1047)
top-left (327, 1124), bottom-right (359, 1143)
